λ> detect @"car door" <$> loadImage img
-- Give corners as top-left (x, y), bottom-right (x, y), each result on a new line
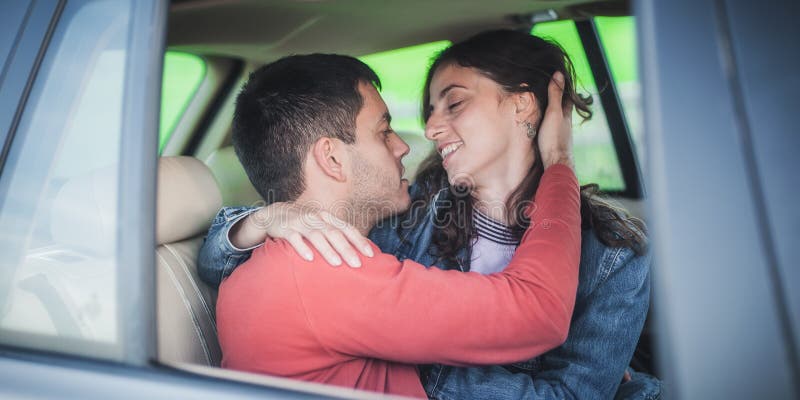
top-left (0, 1), bottom-right (341, 398)
top-left (639, 0), bottom-right (800, 398)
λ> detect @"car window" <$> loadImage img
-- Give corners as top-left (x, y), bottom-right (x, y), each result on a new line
top-left (595, 16), bottom-right (643, 164)
top-left (532, 19), bottom-right (626, 191)
top-left (159, 51), bottom-right (205, 153)
top-left (0, 0), bottom-right (133, 360)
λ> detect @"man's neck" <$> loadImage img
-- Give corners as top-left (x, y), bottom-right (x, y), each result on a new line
top-left (293, 195), bottom-right (375, 236)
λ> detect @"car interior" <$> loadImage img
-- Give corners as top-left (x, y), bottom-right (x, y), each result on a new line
top-left (151, 0), bottom-right (656, 388)
top-left (4, 0), bottom-right (799, 397)
top-left (5, 0), bottom-right (653, 395)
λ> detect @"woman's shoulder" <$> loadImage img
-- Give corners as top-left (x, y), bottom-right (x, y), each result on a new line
top-left (580, 227), bottom-right (651, 286)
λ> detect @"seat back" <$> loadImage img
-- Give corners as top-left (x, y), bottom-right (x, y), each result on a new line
top-left (156, 156), bottom-right (222, 366)
top-left (205, 146), bottom-right (262, 206)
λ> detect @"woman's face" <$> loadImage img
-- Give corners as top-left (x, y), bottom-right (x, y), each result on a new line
top-left (425, 64), bottom-right (531, 187)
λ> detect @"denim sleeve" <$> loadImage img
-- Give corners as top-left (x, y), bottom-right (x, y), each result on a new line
top-left (367, 215), bottom-right (409, 254)
top-left (426, 249), bottom-right (656, 400)
top-left (426, 365), bottom-right (661, 400)
top-left (197, 206), bottom-right (262, 287)
top-left (367, 181), bottom-right (428, 254)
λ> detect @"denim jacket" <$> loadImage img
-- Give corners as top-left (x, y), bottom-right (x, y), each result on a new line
top-left (198, 184), bottom-right (661, 400)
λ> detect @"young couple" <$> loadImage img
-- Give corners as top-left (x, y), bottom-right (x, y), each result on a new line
top-left (200, 30), bottom-right (661, 399)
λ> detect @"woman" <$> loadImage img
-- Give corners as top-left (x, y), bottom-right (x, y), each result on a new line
top-left (199, 30), bottom-right (660, 399)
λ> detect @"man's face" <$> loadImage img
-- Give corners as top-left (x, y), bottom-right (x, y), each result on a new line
top-left (345, 82), bottom-right (411, 224)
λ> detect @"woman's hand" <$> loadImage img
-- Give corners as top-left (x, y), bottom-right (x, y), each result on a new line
top-left (245, 202), bottom-right (374, 267)
top-left (537, 71), bottom-right (575, 169)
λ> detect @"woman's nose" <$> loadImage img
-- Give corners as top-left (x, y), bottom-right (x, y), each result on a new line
top-left (424, 112), bottom-right (445, 141)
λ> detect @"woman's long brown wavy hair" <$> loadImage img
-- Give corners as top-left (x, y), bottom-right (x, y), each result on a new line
top-left (414, 29), bottom-right (647, 266)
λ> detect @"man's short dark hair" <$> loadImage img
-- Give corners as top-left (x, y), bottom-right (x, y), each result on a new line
top-left (232, 54), bottom-right (381, 203)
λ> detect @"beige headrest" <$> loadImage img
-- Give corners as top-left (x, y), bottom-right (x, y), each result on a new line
top-left (157, 156), bottom-right (222, 245)
top-left (204, 146), bottom-right (262, 207)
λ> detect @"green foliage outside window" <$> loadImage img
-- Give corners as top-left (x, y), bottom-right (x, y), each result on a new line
top-left (159, 52), bottom-right (205, 152)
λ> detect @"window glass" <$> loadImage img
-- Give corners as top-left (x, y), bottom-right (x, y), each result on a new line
top-left (159, 52), bottom-right (205, 152)
top-left (360, 41), bottom-right (450, 180)
top-left (533, 20), bottom-right (625, 191)
top-left (595, 16), bottom-right (643, 164)
top-left (0, 0), bottom-right (132, 359)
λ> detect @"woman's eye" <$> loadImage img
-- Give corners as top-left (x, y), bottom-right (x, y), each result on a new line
top-left (448, 101), bottom-right (463, 111)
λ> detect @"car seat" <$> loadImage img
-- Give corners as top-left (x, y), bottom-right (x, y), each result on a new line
top-left (204, 146), bottom-right (262, 207)
top-left (156, 156), bottom-right (222, 366)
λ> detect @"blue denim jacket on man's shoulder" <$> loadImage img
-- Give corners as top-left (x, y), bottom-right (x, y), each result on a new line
top-left (197, 183), bottom-right (661, 399)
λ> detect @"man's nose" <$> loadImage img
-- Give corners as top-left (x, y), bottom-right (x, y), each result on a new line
top-left (393, 133), bottom-right (410, 159)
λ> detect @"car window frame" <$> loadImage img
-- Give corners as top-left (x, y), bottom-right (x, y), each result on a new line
top-left (0, 0), bottom-right (165, 366)
top-left (114, 0), bottom-right (167, 366)
top-left (0, 0), bottom-right (65, 180)
top-left (574, 18), bottom-right (643, 199)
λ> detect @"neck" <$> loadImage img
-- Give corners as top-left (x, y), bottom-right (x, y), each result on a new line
top-left (346, 210), bottom-right (376, 237)
top-left (471, 151), bottom-right (535, 224)
top-left (293, 192), bottom-right (375, 236)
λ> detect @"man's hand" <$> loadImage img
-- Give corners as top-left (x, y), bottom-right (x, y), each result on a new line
top-left (536, 71), bottom-right (574, 170)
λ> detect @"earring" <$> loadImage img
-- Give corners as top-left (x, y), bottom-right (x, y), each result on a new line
top-left (525, 121), bottom-right (537, 139)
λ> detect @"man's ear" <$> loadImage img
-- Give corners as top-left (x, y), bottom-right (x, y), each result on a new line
top-left (513, 90), bottom-right (540, 124)
top-left (310, 137), bottom-right (347, 182)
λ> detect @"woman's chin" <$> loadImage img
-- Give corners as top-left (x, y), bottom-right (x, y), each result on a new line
top-left (445, 166), bottom-right (476, 188)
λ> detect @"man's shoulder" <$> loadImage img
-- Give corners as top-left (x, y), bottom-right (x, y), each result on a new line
top-left (236, 239), bottom-right (427, 288)
top-left (221, 239), bottom-right (298, 288)
top-left (243, 238), bottom-right (295, 264)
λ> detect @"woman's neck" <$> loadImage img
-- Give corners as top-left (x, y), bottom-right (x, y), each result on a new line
top-left (471, 184), bottom-right (515, 224)
top-left (471, 152), bottom-right (536, 225)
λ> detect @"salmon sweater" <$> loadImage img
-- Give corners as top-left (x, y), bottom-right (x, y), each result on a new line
top-left (216, 164), bottom-right (581, 398)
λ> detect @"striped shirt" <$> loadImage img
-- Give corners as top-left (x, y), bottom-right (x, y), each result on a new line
top-left (470, 208), bottom-right (520, 275)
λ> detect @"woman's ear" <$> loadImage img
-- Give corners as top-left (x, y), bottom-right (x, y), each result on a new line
top-left (514, 90), bottom-right (540, 124)
top-left (310, 137), bottom-right (347, 182)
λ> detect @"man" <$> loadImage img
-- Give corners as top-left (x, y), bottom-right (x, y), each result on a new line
top-left (216, 54), bottom-right (580, 398)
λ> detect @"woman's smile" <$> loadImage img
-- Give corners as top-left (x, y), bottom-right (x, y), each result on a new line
top-left (439, 141), bottom-right (464, 167)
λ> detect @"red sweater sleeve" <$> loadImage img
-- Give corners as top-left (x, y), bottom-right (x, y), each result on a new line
top-left (289, 164), bottom-right (581, 366)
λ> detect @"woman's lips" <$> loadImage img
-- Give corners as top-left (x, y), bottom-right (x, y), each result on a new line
top-left (441, 142), bottom-right (462, 168)
top-left (439, 141), bottom-right (464, 168)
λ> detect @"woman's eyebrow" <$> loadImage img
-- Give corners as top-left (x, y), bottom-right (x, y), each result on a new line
top-left (438, 84), bottom-right (466, 100)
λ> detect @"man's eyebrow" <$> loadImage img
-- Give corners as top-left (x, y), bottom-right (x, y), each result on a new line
top-left (438, 84), bottom-right (466, 100)
top-left (375, 112), bottom-right (391, 129)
